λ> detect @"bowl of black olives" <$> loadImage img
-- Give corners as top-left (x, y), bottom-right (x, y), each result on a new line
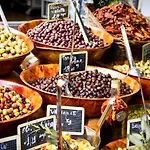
top-left (0, 25), bottom-right (34, 76)
top-left (18, 19), bottom-right (113, 65)
top-left (20, 64), bottom-right (140, 117)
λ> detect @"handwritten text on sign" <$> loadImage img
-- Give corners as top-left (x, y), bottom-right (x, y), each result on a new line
top-left (0, 135), bottom-right (17, 150)
top-left (48, 2), bottom-right (69, 20)
top-left (47, 105), bottom-right (85, 135)
top-left (127, 118), bottom-right (150, 148)
top-left (17, 116), bottom-right (56, 150)
top-left (142, 42), bottom-right (150, 62)
top-left (59, 51), bottom-right (88, 75)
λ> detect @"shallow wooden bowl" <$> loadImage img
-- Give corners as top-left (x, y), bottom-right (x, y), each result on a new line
top-left (111, 68), bottom-right (150, 99)
top-left (0, 80), bottom-right (42, 137)
top-left (101, 138), bottom-right (126, 150)
top-left (18, 19), bottom-right (113, 64)
top-left (20, 64), bottom-right (140, 117)
top-left (0, 25), bottom-right (34, 76)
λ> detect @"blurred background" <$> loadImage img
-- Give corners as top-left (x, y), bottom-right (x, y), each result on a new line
top-left (0, 0), bottom-right (150, 28)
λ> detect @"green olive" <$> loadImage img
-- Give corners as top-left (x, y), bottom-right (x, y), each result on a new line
top-left (0, 28), bottom-right (29, 59)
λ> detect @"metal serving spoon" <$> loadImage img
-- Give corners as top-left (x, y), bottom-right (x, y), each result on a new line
top-left (0, 5), bottom-right (11, 33)
top-left (120, 25), bottom-right (142, 77)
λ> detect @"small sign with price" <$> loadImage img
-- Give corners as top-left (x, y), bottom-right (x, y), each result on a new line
top-left (0, 135), bottom-right (18, 150)
top-left (47, 105), bottom-right (85, 135)
top-left (59, 51), bottom-right (88, 75)
top-left (127, 117), bottom-right (150, 148)
top-left (142, 42), bottom-right (150, 62)
top-left (48, 2), bottom-right (69, 21)
top-left (17, 116), bottom-right (56, 150)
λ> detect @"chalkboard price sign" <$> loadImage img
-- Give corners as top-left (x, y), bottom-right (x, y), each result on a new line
top-left (17, 116), bottom-right (56, 150)
top-left (142, 42), bottom-right (150, 62)
top-left (48, 2), bottom-right (69, 21)
top-left (59, 51), bottom-right (88, 75)
top-left (47, 105), bottom-right (85, 135)
top-left (127, 118), bottom-right (150, 148)
top-left (0, 135), bottom-right (17, 150)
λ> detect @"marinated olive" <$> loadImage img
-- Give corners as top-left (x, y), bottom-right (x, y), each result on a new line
top-left (113, 60), bottom-right (150, 79)
top-left (0, 27), bottom-right (29, 59)
top-left (0, 86), bottom-right (33, 121)
top-left (28, 70), bottom-right (133, 98)
top-left (27, 20), bottom-right (108, 49)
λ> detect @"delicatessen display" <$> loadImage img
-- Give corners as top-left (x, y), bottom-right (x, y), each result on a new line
top-left (0, 1), bottom-right (150, 150)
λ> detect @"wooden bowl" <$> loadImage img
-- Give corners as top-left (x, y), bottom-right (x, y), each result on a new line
top-left (0, 25), bottom-right (34, 76)
top-left (111, 68), bottom-right (150, 99)
top-left (0, 80), bottom-right (42, 137)
top-left (101, 138), bottom-right (126, 150)
top-left (20, 64), bottom-right (140, 117)
top-left (18, 19), bottom-right (113, 65)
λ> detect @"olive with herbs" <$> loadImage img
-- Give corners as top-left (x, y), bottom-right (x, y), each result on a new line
top-left (0, 27), bottom-right (29, 59)
top-left (28, 70), bottom-right (133, 98)
top-left (0, 86), bottom-right (33, 121)
top-left (27, 20), bottom-right (108, 49)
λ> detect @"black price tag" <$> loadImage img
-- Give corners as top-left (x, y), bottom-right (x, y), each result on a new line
top-left (48, 2), bottom-right (69, 21)
top-left (0, 135), bottom-right (17, 150)
top-left (17, 116), bottom-right (56, 150)
top-left (127, 118), bottom-right (150, 148)
top-left (142, 43), bottom-right (150, 62)
top-left (47, 105), bottom-right (85, 135)
top-left (59, 51), bottom-right (88, 75)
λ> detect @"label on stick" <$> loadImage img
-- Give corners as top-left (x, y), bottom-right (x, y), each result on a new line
top-left (47, 105), bottom-right (85, 135)
top-left (48, 2), bottom-right (69, 21)
top-left (59, 51), bottom-right (88, 75)
top-left (142, 42), bottom-right (150, 62)
top-left (0, 135), bottom-right (17, 150)
top-left (17, 116), bottom-right (56, 150)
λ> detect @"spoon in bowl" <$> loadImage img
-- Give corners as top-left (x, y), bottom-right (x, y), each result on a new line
top-left (120, 25), bottom-right (142, 77)
top-left (0, 5), bottom-right (11, 33)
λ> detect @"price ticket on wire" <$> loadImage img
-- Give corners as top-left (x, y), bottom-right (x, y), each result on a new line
top-left (59, 51), bottom-right (88, 75)
top-left (47, 105), bottom-right (85, 135)
top-left (48, 2), bottom-right (69, 21)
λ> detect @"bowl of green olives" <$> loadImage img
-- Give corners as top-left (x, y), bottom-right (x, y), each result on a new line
top-left (128, 103), bottom-right (150, 120)
top-left (112, 60), bottom-right (150, 99)
top-left (0, 25), bottom-right (34, 76)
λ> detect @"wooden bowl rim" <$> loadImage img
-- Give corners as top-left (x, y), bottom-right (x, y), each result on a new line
top-left (20, 64), bottom-right (140, 101)
top-left (0, 80), bottom-right (42, 124)
top-left (0, 25), bottom-right (34, 62)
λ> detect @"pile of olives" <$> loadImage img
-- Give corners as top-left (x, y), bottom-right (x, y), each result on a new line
top-left (28, 70), bottom-right (133, 98)
top-left (128, 107), bottom-right (150, 120)
top-left (0, 27), bottom-right (29, 59)
top-left (0, 86), bottom-right (33, 121)
top-left (27, 20), bottom-right (108, 49)
top-left (113, 60), bottom-right (150, 78)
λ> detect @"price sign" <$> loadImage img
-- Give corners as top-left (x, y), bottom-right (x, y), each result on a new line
top-left (127, 117), bottom-right (150, 148)
top-left (48, 2), bottom-right (69, 21)
top-left (0, 135), bottom-right (17, 150)
top-left (59, 51), bottom-right (88, 75)
top-left (142, 43), bottom-right (150, 62)
top-left (17, 116), bottom-right (56, 150)
top-left (47, 105), bottom-right (85, 135)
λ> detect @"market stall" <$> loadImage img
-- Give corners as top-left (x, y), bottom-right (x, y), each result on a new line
top-left (0, 1), bottom-right (150, 150)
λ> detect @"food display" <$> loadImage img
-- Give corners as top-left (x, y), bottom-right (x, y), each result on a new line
top-left (1, 2), bottom-right (150, 150)
top-left (0, 85), bottom-right (33, 121)
top-left (0, 26), bottom-right (29, 59)
top-left (128, 105), bottom-right (150, 120)
top-left (40, 136), bottom-right (95, 150)
top-left (93, 2), bottom-right (150, 41)
top-left (113, 60), bottom-right (150, 78)
top-left (26, 20), bottom-right (108, 49)
top-left (28, 69), bottom-right (133, 98)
